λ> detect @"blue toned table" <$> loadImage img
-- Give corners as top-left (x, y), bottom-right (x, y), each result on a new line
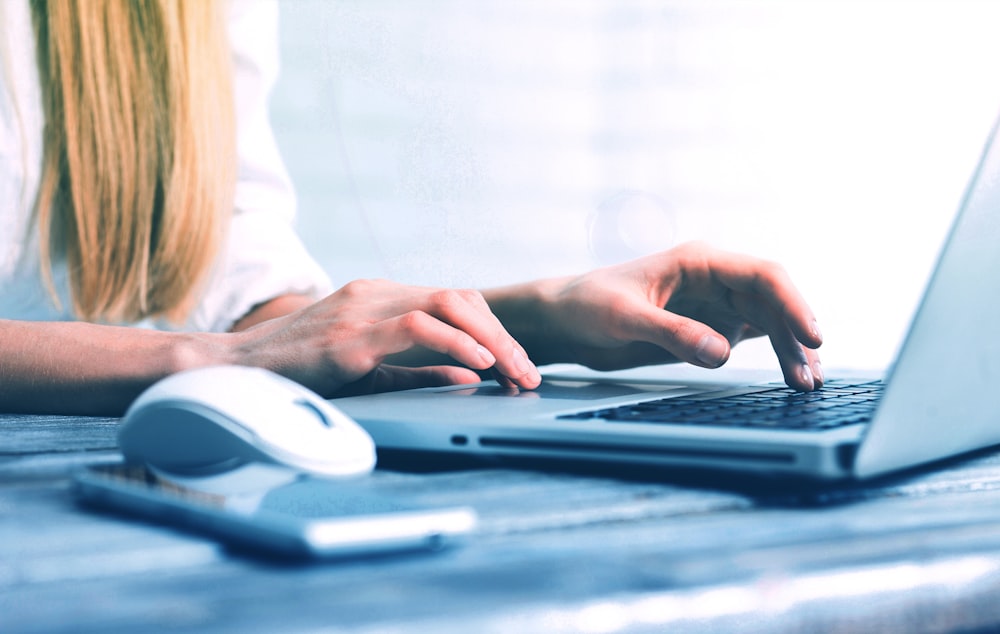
top-left (5, 404), bottom-right (1000, 633)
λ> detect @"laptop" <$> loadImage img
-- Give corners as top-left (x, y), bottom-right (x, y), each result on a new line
top-left (334, 112), bottom-right (1000, 481)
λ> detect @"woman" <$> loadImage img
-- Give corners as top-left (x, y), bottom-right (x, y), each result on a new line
top-left (0, 0), bottom-right (823, 415)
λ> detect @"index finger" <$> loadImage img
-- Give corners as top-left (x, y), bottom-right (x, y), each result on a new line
top-left (412, 289), bottom-right (542, 389)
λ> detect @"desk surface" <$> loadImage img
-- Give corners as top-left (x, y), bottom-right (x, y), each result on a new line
top-left (6, 409), bottom-right (1000, 633)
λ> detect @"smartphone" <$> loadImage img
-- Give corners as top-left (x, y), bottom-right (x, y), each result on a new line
top-left (73, 462), bottom-right (477, 560)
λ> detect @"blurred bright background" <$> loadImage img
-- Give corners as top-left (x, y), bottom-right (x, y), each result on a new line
top-left (271, 0), bottom-right (1000, 373)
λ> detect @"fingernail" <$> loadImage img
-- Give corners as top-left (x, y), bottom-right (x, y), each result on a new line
top-left (695, 335), bottom-right (728, 368)
top-left (511, 348), bottom-right (542, 387)
top-left (477, 345), bottom-right (496, 366)
top-left (799, 363), bottom-right (815, 389)
top-left (512, 347), bottom-right (532, 376)
top-left (811, 360), bottom-right (824, 387)
top-left (810, 319), bottom-right (823, 342)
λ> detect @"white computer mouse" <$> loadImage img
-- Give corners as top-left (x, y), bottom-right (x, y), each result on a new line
top-left (118, 366), bottom-right (376, 477)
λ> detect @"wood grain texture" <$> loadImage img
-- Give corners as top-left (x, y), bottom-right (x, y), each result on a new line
top-left (5, 414), bottom-right (1000, 633)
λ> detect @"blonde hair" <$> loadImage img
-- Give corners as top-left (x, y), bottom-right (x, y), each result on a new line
top-left (30, 0), bottom-right (236, 324)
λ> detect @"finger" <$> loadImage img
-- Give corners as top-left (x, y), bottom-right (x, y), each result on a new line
top-left (772, 339), bottom-right (823, 391)
top-left (692, 247), bottom-right (823, 349)
top-left (413, 289), bottom-right (541, 389)
top-left (333, 284), bottom-right (541, 389)
top-left (371, 310), bottom-right (500, 372)
top-left (491, 367), bottom-right (518, 388)
top-left (768, 324), bottom-right (822, 391)
top-left (805, 347), bottom-right (824, 389)
top-left (610, 294), bottom-right (733, 369)
top-left (729, 290), bottom-right (823, 391)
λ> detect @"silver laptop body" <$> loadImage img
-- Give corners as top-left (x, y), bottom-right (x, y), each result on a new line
top-left (334, 112), bottom-right (1000, 481)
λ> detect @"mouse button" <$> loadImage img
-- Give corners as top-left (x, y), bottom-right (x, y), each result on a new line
top-left (310, 425), bottom-right (377, 469)
top-left (293, 398), bottom-right (333, 427)
top-left (281, 434), bottom-right (377, 477)
top-left (256, 414), bottom-right (338, 456)
top-left (285, 401), bottom-right (374, 450)
top-left (253, 415), bottom-right (373, 474)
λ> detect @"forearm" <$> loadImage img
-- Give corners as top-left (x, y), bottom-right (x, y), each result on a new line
top-left (0, 295), bottom-right (318, 415)
top-left (0, 320), bottom-right (236, 416)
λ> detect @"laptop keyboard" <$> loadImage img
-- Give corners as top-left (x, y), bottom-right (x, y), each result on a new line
top-left (556, 379), bottom-right (884, 431)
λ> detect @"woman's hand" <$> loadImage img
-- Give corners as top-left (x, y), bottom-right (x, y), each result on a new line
top-left (487, 242), bottom-right (824, 391)
top-left (230, 279), bottom-right (542, 397)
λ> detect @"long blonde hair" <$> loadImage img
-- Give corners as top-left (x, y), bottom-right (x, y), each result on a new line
top-left (30, 0), bottom-right (236, 324)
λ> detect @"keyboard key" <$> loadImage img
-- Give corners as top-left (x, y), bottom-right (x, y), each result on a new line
top-left (556, 381), bottom-right (883, 432)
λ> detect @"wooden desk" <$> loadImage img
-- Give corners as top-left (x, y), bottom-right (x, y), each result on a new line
top-left (6, 411), bottom-right (1000, 633)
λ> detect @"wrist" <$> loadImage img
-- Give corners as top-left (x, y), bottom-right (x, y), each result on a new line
top-left (166, 331), bottom-right (242, 375)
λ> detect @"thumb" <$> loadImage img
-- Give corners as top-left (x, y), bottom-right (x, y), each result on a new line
top-left (621, 299), bottom-right (732, 369)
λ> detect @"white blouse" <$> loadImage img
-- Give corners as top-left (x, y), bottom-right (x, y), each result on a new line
top-left (0, 0), bottom-right (332, 331)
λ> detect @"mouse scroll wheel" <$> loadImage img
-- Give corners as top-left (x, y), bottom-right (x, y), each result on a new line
top-left (294, 398), bottom-right (334, 427)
